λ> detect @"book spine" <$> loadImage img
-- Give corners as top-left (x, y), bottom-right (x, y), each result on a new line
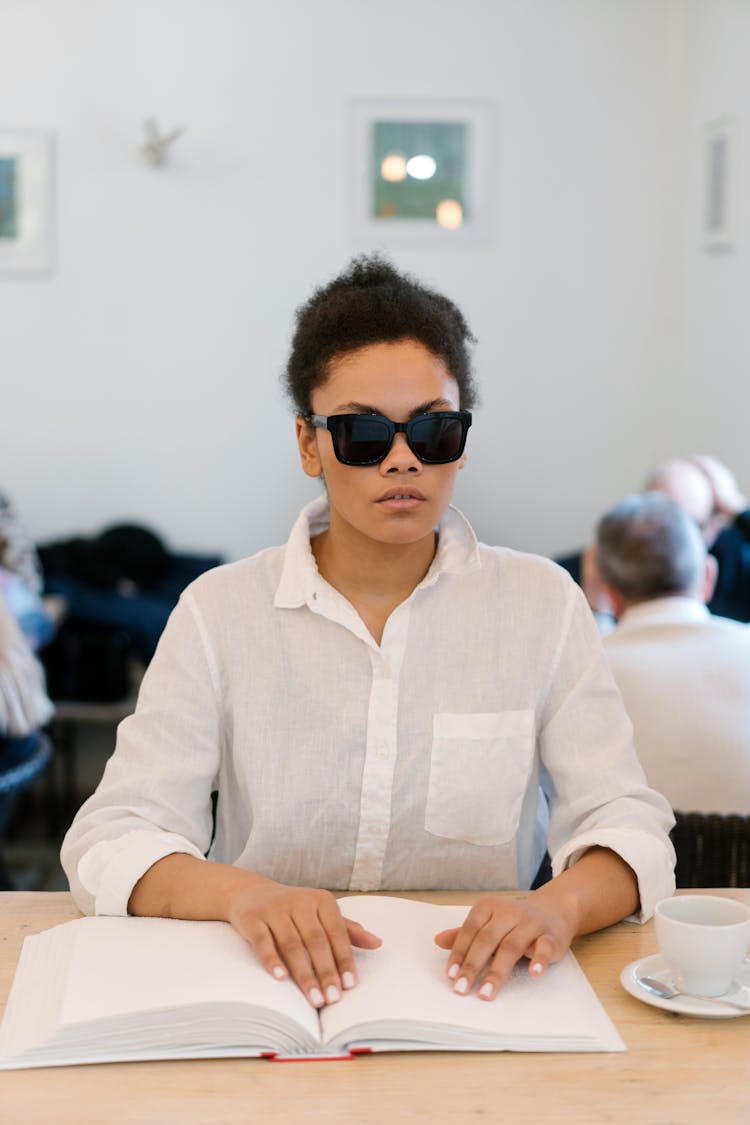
top-left (260, 1049), bottom-right (371, 1062)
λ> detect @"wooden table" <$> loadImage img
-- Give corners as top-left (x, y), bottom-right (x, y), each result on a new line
top-left (2, 890), bottom-right (749, 1124)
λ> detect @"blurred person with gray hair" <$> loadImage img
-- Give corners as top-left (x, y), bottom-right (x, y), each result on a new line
top-left (595, 492), bottom-right (750, 815)
top-left (562, 454), bottom-right (750, 625)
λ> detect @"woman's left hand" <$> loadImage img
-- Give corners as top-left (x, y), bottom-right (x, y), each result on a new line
top-left (433, 894), bottom-right (577, 1001)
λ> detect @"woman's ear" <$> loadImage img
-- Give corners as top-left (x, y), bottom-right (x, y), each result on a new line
top-left (296, 416), bottom-right (324, 478)
top-left (457, 453), bottom-right (468, 470)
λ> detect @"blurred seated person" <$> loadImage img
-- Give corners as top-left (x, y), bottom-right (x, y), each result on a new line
top-left (38, 524), bottom-right (223, 664)
top-left (558, 455), bottom-right (750, 626)
top-left (0, 593), bottom-right (54, 763)
top-left (0, 492), bottom-right (44, 596)
top-left (0, 592), bottom-right (54, 889)
top-left (648, 455), bottom-right (750, 622)
top-left (0, 491), bottom-right (55, 651)
top-left (595, 491), bottom-right (750, 815)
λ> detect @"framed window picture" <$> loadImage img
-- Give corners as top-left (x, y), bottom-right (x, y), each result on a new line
top-left (0, 129), bottom-right (55, 275)
top-left (349, 99), bottom-right (496, 249)
top-left (703, 117), bottom-right (739, 252)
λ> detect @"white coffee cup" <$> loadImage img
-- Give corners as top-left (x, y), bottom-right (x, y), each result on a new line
top-left (654, 895), bottom-right (750, 996)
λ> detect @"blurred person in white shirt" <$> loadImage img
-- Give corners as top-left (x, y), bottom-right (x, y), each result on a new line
top-left (597, 491), bottom-right (750, 814)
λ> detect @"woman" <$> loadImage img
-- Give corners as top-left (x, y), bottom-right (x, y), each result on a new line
top-left (61, 256), bottom-right (674, 1009)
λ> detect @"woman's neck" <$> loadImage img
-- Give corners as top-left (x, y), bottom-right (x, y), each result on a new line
top-left (311, 518), bottom-right (438, 641)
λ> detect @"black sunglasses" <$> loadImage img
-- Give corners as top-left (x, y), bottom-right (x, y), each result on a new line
top-left (304, 410), bottom-right (472, 466)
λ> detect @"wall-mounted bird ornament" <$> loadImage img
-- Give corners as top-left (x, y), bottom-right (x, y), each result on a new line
top-left (141, 117), bottom-right (186, 167)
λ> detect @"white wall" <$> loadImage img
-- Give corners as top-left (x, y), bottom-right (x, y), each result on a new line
top-left (1, 0), bottom-right (694, 561)
top-left (678, 0), bottom-right (750, 478)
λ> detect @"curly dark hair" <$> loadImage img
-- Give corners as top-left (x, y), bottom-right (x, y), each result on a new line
top-left (283, 255), bottom-right (478, 415)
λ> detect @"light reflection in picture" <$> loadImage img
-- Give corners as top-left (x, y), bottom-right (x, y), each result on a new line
top-left (372, 120), bottom-right (467, 225)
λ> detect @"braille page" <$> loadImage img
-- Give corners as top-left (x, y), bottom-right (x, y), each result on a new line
top-left (57, 916), bottom-right (319, 1040)
top-left (320, 896), bottom-right (624, 1052)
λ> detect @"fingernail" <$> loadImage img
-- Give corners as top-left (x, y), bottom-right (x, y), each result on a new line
top-left (530, 962), bottom-right (544, 976)
top-left (309, 987), bottom-right (325, 1007)
top-left (454, 976), bottom-right (469, 995)
top-left (479, 982), bottom-right (494, 999)
top-left (272, 965), bottom-right (287, 980)
top-left (325, 985), bottom-right (340, 1004)
top-left (447, 963), bottom-right (459, 980)
top-left (342, 971), bottom-right (356, 990)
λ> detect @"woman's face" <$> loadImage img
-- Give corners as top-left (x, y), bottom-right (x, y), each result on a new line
top-left (296, 339), bottom-right (467, 551)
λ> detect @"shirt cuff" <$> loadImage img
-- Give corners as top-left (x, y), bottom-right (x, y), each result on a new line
top-left (550, 828), bottom-right (676, 923)
top-left (77, 829), bottom-right (206, 917)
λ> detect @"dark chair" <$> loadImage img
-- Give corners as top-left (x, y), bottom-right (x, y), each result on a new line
top-left (0, 733), bottom-right (53, 890)
top-left (671, 810), bottom-right (750, 888)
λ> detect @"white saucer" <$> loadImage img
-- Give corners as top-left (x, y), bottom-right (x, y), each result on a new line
top-left (621, 953), bottom-right (750, 1019)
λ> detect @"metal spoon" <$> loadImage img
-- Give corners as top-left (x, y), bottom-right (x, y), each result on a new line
top-left (637, 975), bottom-right (750, 1011)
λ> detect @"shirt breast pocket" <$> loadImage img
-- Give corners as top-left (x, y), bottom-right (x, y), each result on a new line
top-left (424, 710), bottom-right (536, 847)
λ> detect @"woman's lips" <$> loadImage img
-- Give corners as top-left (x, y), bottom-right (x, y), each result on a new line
top-left (375, 489), bottom-right (426, 511)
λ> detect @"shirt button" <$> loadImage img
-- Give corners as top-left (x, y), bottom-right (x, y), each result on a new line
top-left (376, 745), bottom-right (389, 760)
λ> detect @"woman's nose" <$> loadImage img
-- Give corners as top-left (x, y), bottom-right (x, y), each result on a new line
top-left (380, 432), bottom-right (421, 473)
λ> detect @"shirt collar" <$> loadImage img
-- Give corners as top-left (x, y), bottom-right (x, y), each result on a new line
top-left (617, 596), bottom-right (710, 629)
top-left (274, 496), bottom-right (481, 610)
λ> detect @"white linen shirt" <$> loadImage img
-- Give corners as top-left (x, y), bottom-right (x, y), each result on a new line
top-left (604, 597), bottom-right (750, 814)
top-left (61, 498), bottom-right (675, 919)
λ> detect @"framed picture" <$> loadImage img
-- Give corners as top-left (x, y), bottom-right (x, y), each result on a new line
top-left (349, 99), bottom-right (496, 249)
top-left (0, 129), bottom-right (55, 275)
top-left (703, 117), bottom-right (739, 252)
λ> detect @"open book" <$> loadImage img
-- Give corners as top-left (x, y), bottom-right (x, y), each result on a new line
top-left (0, 895), bottom-right (624, 1067)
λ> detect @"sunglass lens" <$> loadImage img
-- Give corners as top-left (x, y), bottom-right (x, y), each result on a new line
top-left (337, 415), bottom-right (392, 463)
top-left (409, 415), bottom-right (464, 462)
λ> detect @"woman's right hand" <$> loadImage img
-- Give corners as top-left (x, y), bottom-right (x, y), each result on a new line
top-left (128, 855), bottom-right (380, 1009)
top-left (225, 876), bottom-right (382, 1008)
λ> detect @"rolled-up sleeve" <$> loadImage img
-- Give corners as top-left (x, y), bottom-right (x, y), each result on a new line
top-left (540, 584), bottom-right (676, 921)
top-left (60, 591), bottom-right (222, 916)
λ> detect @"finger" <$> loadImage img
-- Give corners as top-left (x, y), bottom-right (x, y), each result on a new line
top-left (433, 927), bottom-right (460, 950)
top-left (449, 904), bottom-right (512, 994)
top-left (445, 900), bottom-right (499, 963)
top-left (525, 933), bottom-right (558, 978)
top-left (241, 919), bottom-right (289, 981)
top-left (345, 918), bottom-right (383, 949)
top-left (293, 907), bottom-right (345, 1006)
top-left (343, 919), bottom-right (382, 987)
top-left (445, 909), bottom-right (492, 981)
top-left (314, 899), bottom-right (361, 992)
top-left (267, 915), bottom-right (325, 1008)
top-left (477, 924), bottom-right (553, 1001)
top-left (458, 918), bottom-right (539, 999)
